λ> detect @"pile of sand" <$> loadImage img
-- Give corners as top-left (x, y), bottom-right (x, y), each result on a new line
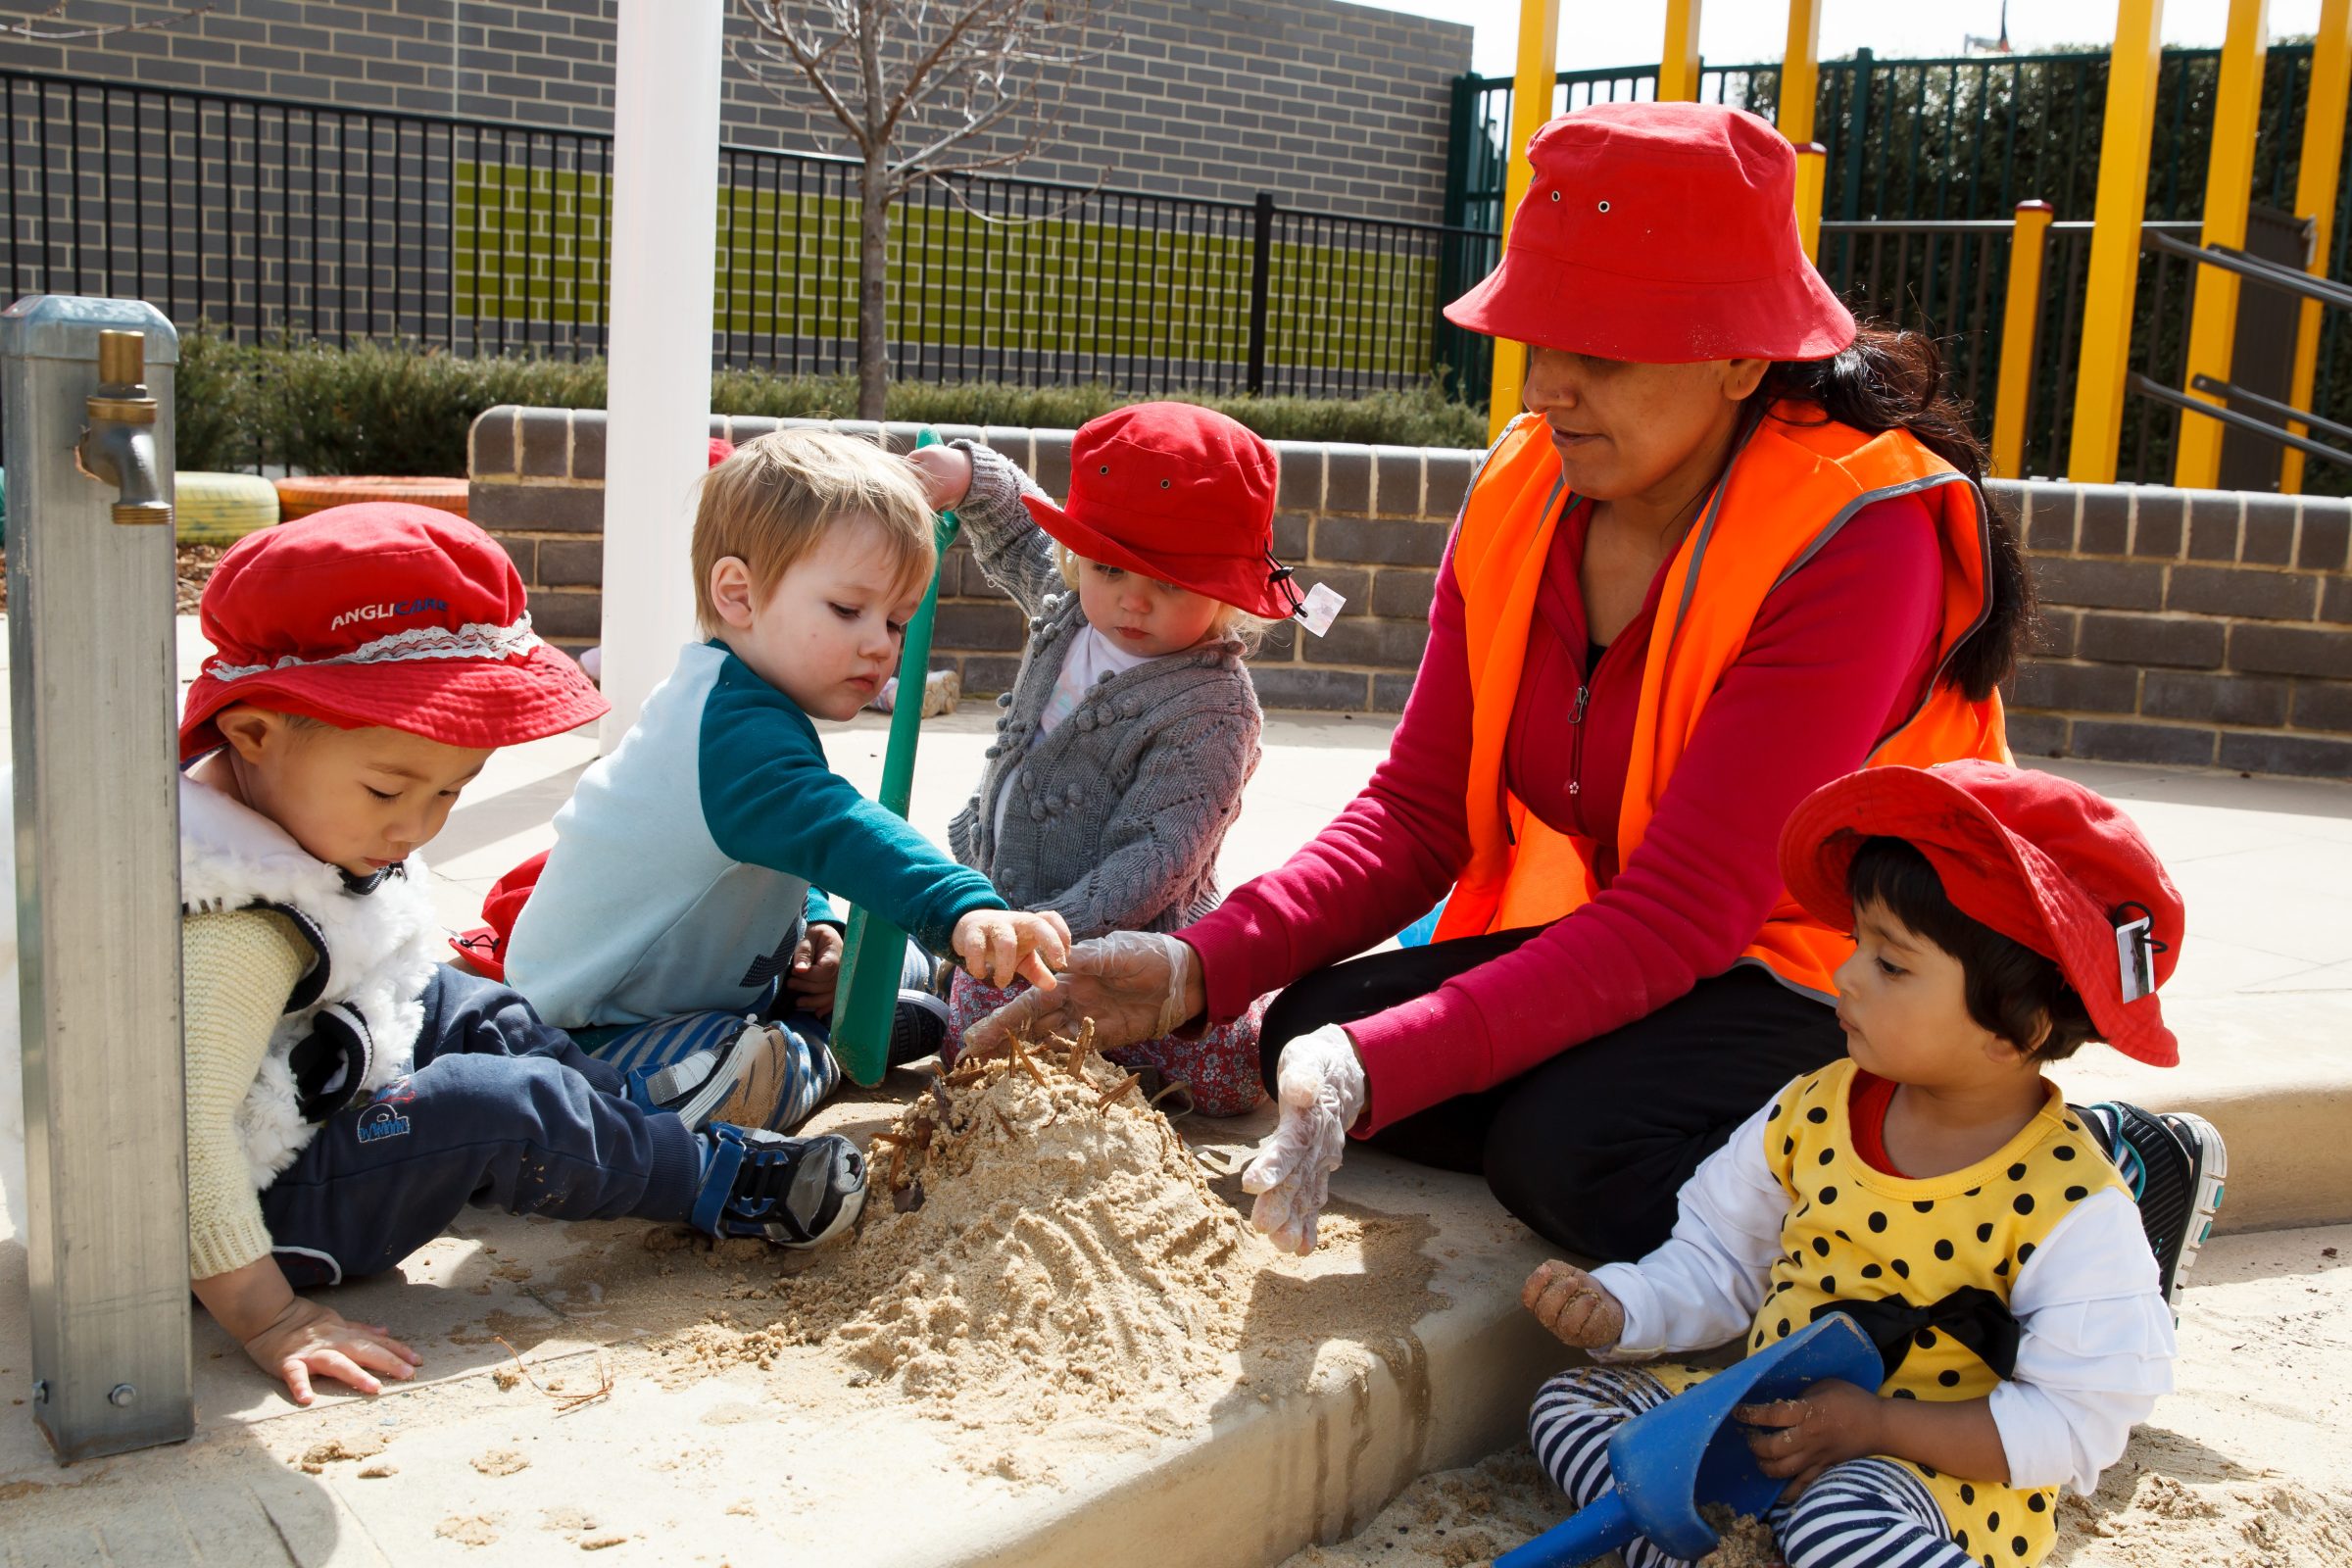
top-left (656, 1028), bottom-right (1287, 1435)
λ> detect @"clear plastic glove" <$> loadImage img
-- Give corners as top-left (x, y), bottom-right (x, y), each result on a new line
top-left (1240, 1024), bottom-right (1366, 1255)
top-left (958, 930), bottom-right (1201, 1055)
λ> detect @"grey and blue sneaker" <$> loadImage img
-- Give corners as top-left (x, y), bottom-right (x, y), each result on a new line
top-left (690, 1123), bottom-right (866, 1248)
top-left (2079, 1101), bottom-right (2229, 1310)
top-left (623, 1017), bottom-right (777, 1132)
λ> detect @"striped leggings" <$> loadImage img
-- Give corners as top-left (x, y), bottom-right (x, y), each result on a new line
top-left (1529, 1366), bottom-right (1977, 1568)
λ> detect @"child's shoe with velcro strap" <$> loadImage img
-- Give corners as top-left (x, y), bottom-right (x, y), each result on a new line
top-left (690, 1123), bottom-right (865, 1248)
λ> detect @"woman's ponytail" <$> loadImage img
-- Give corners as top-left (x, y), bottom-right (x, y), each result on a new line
top-left (1756, 322), bottom-right (2030, 702)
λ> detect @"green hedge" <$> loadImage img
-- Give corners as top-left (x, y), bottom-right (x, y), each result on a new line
top-left (174, 331), bottom-right (1487, 476)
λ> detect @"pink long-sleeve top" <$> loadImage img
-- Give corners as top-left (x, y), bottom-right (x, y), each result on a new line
top-left (1180, 490), bottom-right (1946, 1134)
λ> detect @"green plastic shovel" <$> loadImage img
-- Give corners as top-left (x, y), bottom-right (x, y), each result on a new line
top-left (830, 426), bottom-right (961, 1086)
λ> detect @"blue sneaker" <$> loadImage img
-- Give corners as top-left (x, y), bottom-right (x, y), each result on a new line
top-left (690, 1123), bottom-right (865, 1249)
top-left (2080, 1102), bottom-right (2228, 1310)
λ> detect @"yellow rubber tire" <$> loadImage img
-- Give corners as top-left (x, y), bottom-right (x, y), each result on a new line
top-left (172, 471), bottom-right (280, 546)
top-left (273, 475), bottom-right (469, 522)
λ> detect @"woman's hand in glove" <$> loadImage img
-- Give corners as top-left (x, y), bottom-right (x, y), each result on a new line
top-left (958, 930), bottom-right (1204, 1055)
top-left (1240, 1024), bottom-right (1367, 1255)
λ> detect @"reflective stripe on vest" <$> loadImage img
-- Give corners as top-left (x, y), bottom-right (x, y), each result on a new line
top-left (1431, 404), bottom-right (2011, 999)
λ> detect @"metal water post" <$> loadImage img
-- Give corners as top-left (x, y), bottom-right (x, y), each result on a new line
top-left (0, 296), bottom-right (191, 1462)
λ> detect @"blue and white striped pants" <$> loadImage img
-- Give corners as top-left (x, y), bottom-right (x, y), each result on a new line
top-left (586, 943), bottom-right (939, 1133)
top-left (592, 1007), bottom-right (841, 1133)
top-left (1528, 1365), bottom-right (1976, 1568)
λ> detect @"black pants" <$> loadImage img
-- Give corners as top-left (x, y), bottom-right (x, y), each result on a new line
top-left (1258, 928), bottom-right (1847, 1263)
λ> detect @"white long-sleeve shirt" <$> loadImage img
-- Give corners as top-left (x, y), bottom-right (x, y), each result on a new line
top-left (1591, 1099), bottom-right (2176, 1495)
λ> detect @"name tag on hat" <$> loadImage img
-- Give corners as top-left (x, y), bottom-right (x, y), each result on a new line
top-left (1294, 581), bottom-right (1347, 638)
top-left (2115, 914), bottom-right (2156, 1003)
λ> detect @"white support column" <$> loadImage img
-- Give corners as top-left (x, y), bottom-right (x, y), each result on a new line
top-left (599, 0), bottom-right (724, 747)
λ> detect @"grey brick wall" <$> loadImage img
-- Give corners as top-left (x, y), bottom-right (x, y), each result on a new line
top-left (2007, 480), bottom-right (2352, 778)
top-left (0, 0), bottom-right (1471, 221)
top-left (470, 408), bottom-right (2352, 782)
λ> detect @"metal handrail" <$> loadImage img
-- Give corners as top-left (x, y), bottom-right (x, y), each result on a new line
top-left (2189, 373), bottom-right (2352, 447)
top-left (2141, 227), bottom-right (2352, 311)
top-left (2130, 373), bottom-right (2352, 467)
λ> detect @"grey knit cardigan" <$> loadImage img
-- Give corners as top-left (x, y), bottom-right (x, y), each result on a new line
top-left (945, 442), bottom-right (1263, 941)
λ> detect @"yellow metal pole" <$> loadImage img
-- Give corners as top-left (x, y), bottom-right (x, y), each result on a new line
top-left (2174, 0), bottom-right (2271, 490)
top-left (1659, 0), bottom-right (1704, 103)
top-left (2280, 0), bottom-right (2352, 493)
top-left (2067, 0), bottom-right (2167, 483)
top-left (1486, 0), bottom-right (1564, 442)
top-left (1992, 201), bottom-right (2057, 479)
top-left (1780, 0), bottom-right (1824, 146)
top-left (1794, 142), bottom-right (1827, 263)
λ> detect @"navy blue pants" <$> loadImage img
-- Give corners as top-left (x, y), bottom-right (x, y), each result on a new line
top-left (259, 966), bottom-right (704, 1288)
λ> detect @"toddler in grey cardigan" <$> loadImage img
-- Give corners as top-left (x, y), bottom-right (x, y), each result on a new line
top-left (908, 404), bottom-right (1307, 1115)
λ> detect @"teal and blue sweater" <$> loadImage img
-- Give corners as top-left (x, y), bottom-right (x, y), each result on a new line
top-left (505, 641), bottom-right (1003, 1029)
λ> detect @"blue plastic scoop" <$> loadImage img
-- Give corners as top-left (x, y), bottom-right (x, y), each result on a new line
top-left (1495, 1312), bottom-right (1884, 1568)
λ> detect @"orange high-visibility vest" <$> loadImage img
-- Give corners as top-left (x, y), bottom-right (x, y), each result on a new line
top-left (1432, 404), bottom-right (2011, 999)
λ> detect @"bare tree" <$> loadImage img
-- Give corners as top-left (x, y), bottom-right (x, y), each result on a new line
top-left (2, 2), bottom-right (215, 40)
top-left (740, 0), bottom-right (1104, 417)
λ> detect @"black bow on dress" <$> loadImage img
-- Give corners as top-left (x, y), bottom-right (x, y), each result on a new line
top-left (1811, 1288), bottom-right (2022, 1382)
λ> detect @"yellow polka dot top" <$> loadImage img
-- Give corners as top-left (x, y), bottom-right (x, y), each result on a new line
top-left (1757, 1059), bottom-right (2129, 1568)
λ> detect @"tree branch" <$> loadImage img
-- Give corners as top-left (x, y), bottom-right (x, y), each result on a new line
top-left (738, 0), bottom-right (875, 152)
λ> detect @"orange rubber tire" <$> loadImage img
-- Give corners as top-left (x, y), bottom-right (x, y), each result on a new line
top-left (274, 475), bottom-right (469, 522)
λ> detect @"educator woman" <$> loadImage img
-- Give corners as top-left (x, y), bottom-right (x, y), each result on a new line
top-left (969, 101), bottom-right (2027, 1262)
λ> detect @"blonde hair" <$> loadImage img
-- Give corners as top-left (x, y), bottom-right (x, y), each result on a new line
top-left (692, 429), bottom-right (936, 636)
top-left (1053, 541), bottom-right (1271, 655)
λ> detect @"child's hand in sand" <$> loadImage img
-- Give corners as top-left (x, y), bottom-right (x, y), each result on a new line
top-left (244, 1297), bottom-right (421, 1406)
top-left (953, 907), bottom-right (1072, 990)
top-left (906, 444), bottom-right (973, 514)
top-left (1735, 1379), bottom-right (1886, 1494)
top-left (1522, 1260), bottom-right (1627, 1348)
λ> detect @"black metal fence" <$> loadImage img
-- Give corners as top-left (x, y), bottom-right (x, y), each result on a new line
top-left (0, 66), bottom-right (1481, 402)
top-left (1441, 47), bottom-right (2352, 487)
top-left (1444, 46), bottom-right (2335, 231)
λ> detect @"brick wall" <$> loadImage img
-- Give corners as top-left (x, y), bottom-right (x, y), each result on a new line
top-left (467, 406), bottom-right (1471, 712)
top-left (468, 410), bottom-right (2352, 781)
top-left (2006, 480), bottom-right (2352, 778)
top-left (0, 0), bottom-right (1471, 222)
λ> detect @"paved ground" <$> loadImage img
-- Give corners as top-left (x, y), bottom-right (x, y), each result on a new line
top-left (2, 622), bottom-right (2349, 1564)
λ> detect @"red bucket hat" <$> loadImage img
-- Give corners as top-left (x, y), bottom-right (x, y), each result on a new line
top-left (1022, 403), bottom-right (1299, 621)
top-left (1445, 101), bottom-right (1856, 365)
top-left (1780, 761), bottom-right (2185, 1066)
top-left (179, 502), bottom-right (609, 760)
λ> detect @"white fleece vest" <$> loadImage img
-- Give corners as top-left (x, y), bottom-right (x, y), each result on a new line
top-left (177, 775), bottom-right (443, 1189)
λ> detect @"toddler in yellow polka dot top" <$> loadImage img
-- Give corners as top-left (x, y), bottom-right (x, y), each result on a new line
top-left (1515, 760), bottom-right (2226, 1568)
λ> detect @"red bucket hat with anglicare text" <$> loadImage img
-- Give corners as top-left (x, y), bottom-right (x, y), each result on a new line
top-left (1779, 761), bottom-right (2185, 1067)
top-left (179, 503), bottom-right (608, 760)
top-left (1022, 402), bottom-right (1304, 621)
top-left (1444, 101), bottom-right (1856, 364)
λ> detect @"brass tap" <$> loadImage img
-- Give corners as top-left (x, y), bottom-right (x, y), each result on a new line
top-left (77, 329), bottom-right (173, 528)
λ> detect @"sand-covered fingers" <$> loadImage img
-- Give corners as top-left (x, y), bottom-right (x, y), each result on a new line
top-left (1521, 1260), bottom-right (1626, 1348)
top-left (952, 907), bottom-right (1070, 990)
